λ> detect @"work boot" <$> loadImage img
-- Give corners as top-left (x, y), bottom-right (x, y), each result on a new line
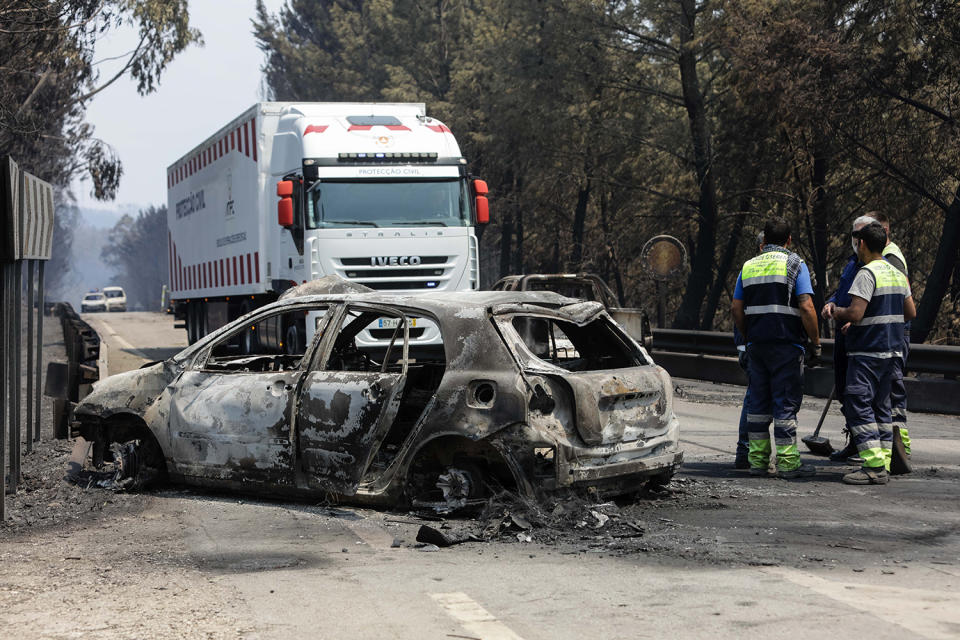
top-left (842, 468), bottom-right (889, 485)
top-left (779, 463), bottom-right (816, 479)
top-left (830, 438), bottom-right (859, 462)
top-left (749, 466), bottom-right (770, 477)
top-left (734, 456), bottom-right (750, 470)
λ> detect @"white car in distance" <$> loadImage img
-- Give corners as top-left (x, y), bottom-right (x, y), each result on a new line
top-left (81, 292), bottom-right (107, 313)
top-left (102, 286), bottom-right (127, 312)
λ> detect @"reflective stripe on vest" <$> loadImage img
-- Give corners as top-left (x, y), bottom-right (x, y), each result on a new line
top-left (847, 260), bottom-right (908, 355)
top-left (740, 249), bottom-right (805, 344)
top-left (883, 242), bottom-right (908, 276)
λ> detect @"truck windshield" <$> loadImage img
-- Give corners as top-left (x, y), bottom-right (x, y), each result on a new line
top-left (306, 179), bottom-right (469, 229)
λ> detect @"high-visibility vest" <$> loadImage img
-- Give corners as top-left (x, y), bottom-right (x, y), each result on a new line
top-left (740, 248), bottom-right (805, 344)
top-left (883, 242), bottom-right (908, 276)
top-left (847, 259), bottom-right (909, 357)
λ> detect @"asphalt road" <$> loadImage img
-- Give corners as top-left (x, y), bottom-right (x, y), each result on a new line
top-left (31, 311), bottom-right (959, 639)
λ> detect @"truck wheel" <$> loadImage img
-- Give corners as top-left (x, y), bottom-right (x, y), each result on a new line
top-left (186, 302), bottom-right (198, 344)
top-left (240, 302), bottom-right (260, 354)
top-left (284, 324), bottom-right (302, 355)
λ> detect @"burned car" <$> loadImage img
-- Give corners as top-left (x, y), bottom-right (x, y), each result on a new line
top-left (72, 291), bottom-right (682, 507)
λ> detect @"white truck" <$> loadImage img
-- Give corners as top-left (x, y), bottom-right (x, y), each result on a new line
top-left (167, 102), bottom-right (489, 350)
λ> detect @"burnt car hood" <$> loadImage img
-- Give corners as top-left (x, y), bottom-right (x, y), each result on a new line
top-left (74, 361), bottom-right (174, 418)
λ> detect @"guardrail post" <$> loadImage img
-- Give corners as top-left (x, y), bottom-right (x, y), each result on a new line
top-left (1, 262), bottom-right (7, 517)
top-left (26, 260), bottom-right (34, 450)
top-left (34, 261), bottom-right (44, 442)
top-left (11, 260), bottom-right (21, 491)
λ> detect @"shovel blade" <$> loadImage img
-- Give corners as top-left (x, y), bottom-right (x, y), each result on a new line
top-left (802, 435), bottom-right (834, 456)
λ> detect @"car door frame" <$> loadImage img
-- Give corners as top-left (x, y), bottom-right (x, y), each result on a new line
top-left (292, 302), bottom-right (410, 494)
top-left (165, 301), bottom-right (337, 488)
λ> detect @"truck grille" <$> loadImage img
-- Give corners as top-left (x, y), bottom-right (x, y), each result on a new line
top-left (335, 256), bottom-right (454, 291)
top-left (344, 268), bottom-right (445, 279)
top-left (341, 256), bottom-right (447, 266)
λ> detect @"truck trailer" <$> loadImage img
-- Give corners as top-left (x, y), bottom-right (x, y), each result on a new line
top-left (166, 102), bottom-right (489, 350)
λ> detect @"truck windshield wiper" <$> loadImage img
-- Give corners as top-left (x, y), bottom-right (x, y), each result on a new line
top-left (393, 221), bottom-right (448, 227)
top-left (327, 220), bottom-right (379, 227)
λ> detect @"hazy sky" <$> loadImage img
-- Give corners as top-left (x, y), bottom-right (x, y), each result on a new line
top-left (73, 1), bottom-right (286, 212)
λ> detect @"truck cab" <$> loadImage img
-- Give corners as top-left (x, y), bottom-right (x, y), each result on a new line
top-left (269, 104), bottom-right (488, 347)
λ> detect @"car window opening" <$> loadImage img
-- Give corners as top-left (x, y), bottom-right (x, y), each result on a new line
top-left (324, 307), bottom-right (448, 479)
top-left (203, 306), bottom-right (328, 372)
top-left (512, 316), bottom-right (642, 371)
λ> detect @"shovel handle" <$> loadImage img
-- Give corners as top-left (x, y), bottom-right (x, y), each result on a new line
top-left (812, 388), bottom-right (836, 438)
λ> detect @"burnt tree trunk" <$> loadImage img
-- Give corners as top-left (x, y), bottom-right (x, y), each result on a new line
top-left (673, 0), bottom-right (719, 329)
top-left (515, 177), bottom-right (525, 273)
top-left (499, 210), bottom-right (514, 278)
top-left (809, 138), bottom-right (831, 313)
top-left (598, 189), bottom-right (626, 305)
top-left (570, 174), bottom-right (592, 271)
top-left (701, 212), bottom-right (747, 330)
top-left (913, 184), bottom-right (960, 343)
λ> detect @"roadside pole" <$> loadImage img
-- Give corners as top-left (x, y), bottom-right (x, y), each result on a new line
top-left (0, 156), bottom-right (55, 519)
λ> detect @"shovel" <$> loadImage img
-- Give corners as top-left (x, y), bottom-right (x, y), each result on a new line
top-left (802, 388), bottom-right (836, 456)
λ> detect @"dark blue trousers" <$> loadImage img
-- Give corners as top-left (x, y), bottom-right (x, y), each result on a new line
top-left (737, 390), bottom-right (750, 461)
top-left (843, 355), bottom-right (894, 470)
top-left (890, 338), bottom-right (910, 454)
top-left (745, 343), bottom-right (805, 470)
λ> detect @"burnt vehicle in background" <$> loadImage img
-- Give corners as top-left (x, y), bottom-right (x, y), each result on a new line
top-left (491, 273), bottom-right (652, 350)
top-left (70, 290), bottom-right (682, 508)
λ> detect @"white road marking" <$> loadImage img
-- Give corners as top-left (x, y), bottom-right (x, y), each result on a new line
top-left (431, 592), bottom-right (526, 640)
top-left (772, 568), bottom-right (960, 640)
top-left (86, 316), bottom-right (152, 363)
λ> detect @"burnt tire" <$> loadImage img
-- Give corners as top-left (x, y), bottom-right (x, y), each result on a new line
top-left (108, 437), bottom-right (167, 491)
top-left (647, 470), bottom-right (674, 489)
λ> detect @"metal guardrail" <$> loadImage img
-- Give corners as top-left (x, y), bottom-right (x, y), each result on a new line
top-left (44, 303), bottom-right (101, 440)
top-left (650, 329), bottom-right (960, 414)
top-left (651, 329), bottom-right (959, 377)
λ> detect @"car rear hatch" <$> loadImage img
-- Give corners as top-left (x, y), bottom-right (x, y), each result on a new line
top-left (560, 369), bottom-right (666, 446)
top-left (491, 301), bottom-right (669, 447)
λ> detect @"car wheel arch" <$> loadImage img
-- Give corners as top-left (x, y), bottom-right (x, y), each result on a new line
top-left (402, 432), bottom-right (529, 502)
top-left (80, 412), bottom-right (168, 464)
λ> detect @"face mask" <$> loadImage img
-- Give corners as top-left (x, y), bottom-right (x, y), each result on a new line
top-left (851, 238), bottom-right (859, 255)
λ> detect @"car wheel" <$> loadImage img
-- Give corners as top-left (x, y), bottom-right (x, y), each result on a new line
top-left (92, 436), bottom-right (167, 491)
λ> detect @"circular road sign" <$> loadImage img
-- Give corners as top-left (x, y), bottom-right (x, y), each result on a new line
top-left (641, 235), bottom-right (687, 281)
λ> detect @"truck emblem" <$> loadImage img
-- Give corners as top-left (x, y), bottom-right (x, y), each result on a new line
top-left (371, 256), bottom-right (422, 266)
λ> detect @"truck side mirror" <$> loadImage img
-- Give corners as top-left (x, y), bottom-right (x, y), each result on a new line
top-left (473, 179), bottom-right (490, 224)
top-left (277, 180), bottom-right (293, 227)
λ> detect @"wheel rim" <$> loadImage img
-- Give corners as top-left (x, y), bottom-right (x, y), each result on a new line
top-left (285, 325), bottom-right (300, 355)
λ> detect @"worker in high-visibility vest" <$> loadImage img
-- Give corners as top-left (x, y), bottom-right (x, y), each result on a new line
top-left (823, 214), bottom-right (879, 462)
top-left (732, 218), bottom-right (822, 478)
top-left (828, 222), bottom-right (916, 484)
top-left (872, 212), bottom-right (912, 457)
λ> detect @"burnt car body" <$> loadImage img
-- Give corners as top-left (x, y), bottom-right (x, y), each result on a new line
top-left (72, 291), bottom-right (682, 507)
